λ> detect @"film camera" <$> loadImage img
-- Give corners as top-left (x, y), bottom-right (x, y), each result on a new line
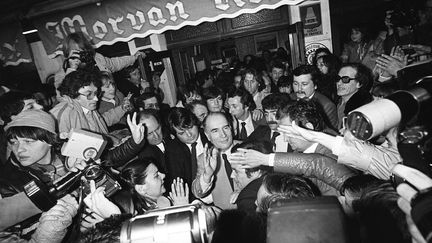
top-left (63, 49), bottom-right (96, 71)
top-left (23, 129), bottom-right (121, 211)
top-left (78, 50), bottom-right (96, 65)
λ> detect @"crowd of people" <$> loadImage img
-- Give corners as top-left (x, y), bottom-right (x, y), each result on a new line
top-left (0, 1), bottom-right (432, 242)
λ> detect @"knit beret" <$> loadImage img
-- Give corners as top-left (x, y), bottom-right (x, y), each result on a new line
top-left (4, 110), bottom-right (56, 134)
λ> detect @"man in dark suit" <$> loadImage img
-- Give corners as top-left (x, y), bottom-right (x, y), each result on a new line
top-left (230, 140), bottom-right (272, 213)
top-left (136, 109), bottom-right (172, 188)
top-left (165, 107), bottom-right (209, 192)
top-left (248, 93), bottom-right (292, 152)
top-left (227, 88), bottom-right (266, 140)
top-left (292, 65), bottom-right (338, 131)
top-left (278, 99), bottom-right (336, 159)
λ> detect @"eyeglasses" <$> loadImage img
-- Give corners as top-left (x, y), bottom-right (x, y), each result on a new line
top-left (79, 91), bottom-right (100, 100)
top-left (337, 76), bottom-right (356, 84)
top-left (145, 103), bottom-right (160, 110)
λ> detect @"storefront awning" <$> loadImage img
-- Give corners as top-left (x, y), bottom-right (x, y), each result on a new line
top-left (33, 0), bottom-right (306, 57)
top-left (0, 20), bottom-right (32, 66)
top-left (0, 0), bottom-right (307, 65)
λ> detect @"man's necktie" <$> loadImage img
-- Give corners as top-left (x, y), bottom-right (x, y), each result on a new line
top-left (191, 142), bottom-right (198, 177)
top-left (270, 132), bottom-right (280, 152)
top-left (239, 122), bottom-right (247, 140)
top-left (222, 153), bottom-right (234, 190)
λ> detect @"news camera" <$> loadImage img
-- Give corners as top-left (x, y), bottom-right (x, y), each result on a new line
top-left (346, 74), bottom-right (432, 242)
top-left (120, 204), bottom-right (209, 243)
top-left (23, 129), bottom-right (121, 211)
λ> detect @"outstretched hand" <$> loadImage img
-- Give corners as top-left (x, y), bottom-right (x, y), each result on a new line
top-left (228, 148), bottom-right (269, 169)
top-left (127, 112), bottom-right (145, 144)
top-left (278, 121), bottom-right (316, 142)
top-left (252, 109), bottom-right (264, 121)
top-left (203, 143), bottom-right (218, 183)
top-left (169, 177), bottom-right (189, 206)
top-left (122, 92), bottom-right (134, 112)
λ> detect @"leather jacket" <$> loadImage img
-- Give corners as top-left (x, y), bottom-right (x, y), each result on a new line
top-left (103, 136), bottom-right (146, 168)
top-left (274, 152), bottom-right (357, 192)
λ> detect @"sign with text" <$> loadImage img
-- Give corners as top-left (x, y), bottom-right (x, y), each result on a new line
top-left (33, 0), bottom-right (306, 57)
top-left (300, 3), bottom-right (322, 37)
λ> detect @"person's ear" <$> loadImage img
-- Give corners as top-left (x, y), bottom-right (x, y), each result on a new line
top-left (356, 81), bottom-right (361, 89)
top-left (305, 122), bottom-right (314, 130)
top-left (134, 184), bottom-right (148, 195)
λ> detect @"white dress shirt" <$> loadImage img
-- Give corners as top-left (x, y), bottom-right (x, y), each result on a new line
top-left (238, 112), bottom-right (254, 137)
top-left (186, 134), bottom-right (204, 157)
top-left (271, 130), bottom-right (289, 152)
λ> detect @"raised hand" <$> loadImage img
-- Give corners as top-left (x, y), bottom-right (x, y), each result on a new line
top-left (252, 109), bottom-right (263, 121)
top-left (203, 143), bottom-right (218, 183)
top-left (134, 51), bottom-right (146, 59)
top-left (122, 92), bottom-right (134, 111)
top-left (169, 177), bottom-right (189, 206)
top-left (67, 50), bottom-right (81, 70)
top-left (127, 112), bottom-right (145, 144)
top-left (376, 54), bottom-right (407, 77)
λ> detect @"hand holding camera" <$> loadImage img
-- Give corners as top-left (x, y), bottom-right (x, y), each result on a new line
top-left (31, 194), bottom-right (79, 242)
top-left (392, 164), bottom-right (432, 243)
top-left (122, 92), bottom-right (134, 112)
top-left (84, 180), bottom-right (121, 219)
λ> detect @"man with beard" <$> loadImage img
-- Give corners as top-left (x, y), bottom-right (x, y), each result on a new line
top-left (247, 93), bottom-right (292, 152)
top-left (292, 65), bottom-right (338, 131)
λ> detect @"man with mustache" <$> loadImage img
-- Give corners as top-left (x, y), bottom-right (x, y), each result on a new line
top-left (292, 65), bottom-right (338, 131)
top-left (247, 93), bottom-right (293, 152)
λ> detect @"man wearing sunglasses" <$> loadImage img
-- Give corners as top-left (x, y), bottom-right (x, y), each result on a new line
top-left (336, 63), bottom-right (373, 130)
top-left (292, 65), bottom-right (338, 131)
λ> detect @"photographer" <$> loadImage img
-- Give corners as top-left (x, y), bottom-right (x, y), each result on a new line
top-left (0, 110), bottom-right (81, 239)
top-left (54, 31), bottom-right (145, 95)
top-left (51, 70), bottom-right (146, 168)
